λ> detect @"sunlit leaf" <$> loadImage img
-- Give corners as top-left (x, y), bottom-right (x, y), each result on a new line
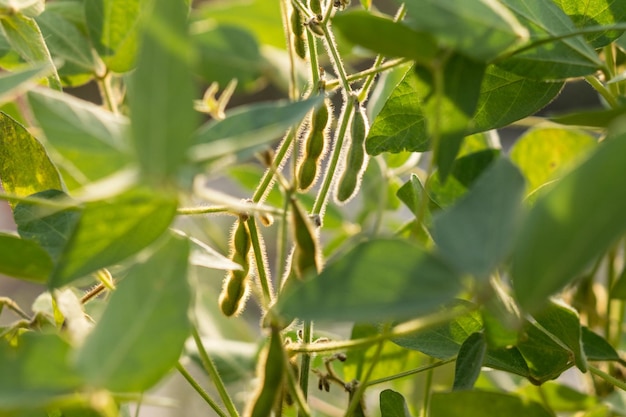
top-left (453, 332), bottom-right (486, 391)
top-left (431, 391), bottom-right (553, 417)
top-left (553, 0), bottom-right (626, 48)
top-left (0, 232), bottom-right (52, 282)
top-left (380, 390), bottom-right (412, 417)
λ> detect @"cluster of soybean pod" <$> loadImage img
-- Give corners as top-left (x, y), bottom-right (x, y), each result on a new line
top-left (215, 0), bottom-right (382, 415)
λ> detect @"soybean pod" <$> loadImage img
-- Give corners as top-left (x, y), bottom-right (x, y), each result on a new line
top-left (290, 6), bottom-right (306, 60)
top-left (219, 215), bottom-right (252, 317)
top-left (296, 100), bottom-right (331, 192)
top-left (290, 197), bottom-right (320, 278)
top-left (335, 102), bottom-right (369, 204)
top-left (245, 327), bottom-right (285, 417)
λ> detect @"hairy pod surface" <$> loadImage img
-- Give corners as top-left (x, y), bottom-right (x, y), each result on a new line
top-left (309, 0), bottom-right (322, 16)
top-left (336, 103), bottom-right (369, 204)
top-left (290, 6), bottom-right (306, 60)
top-left (245, 327), bottom-right (285, 417)
top-left (219, 216), bottom-right (252, 317)
top-left (297, 101), bottom-right (330, 191)
top-left (290, 197), bottom-right (320, 278)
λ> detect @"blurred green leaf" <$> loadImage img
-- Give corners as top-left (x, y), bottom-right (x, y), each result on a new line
top-left (0, 63), bottom-right (50, 104)
top-left (397, 174), bottom-right (437, 220)
top-left (85, 0), bottom-right (142, 72)
top-left (471, 65), bottom-right (564, 133)
top-left (76, 233), bottom-right (191, 391)
top-left (50, 187), bottom-right (178, 287)
top-left (432, 158), bottom-right (525, 279)
top-left (0, 13), bottom-right (61, 89)
top-left (28, 89), bottom-right (131, 184)
top-left (450, 149), bottom-right (500, 188)
top-left (0, 232), bottom-right (52, 282)
top-left (190, 97), bottom-right (322, 164)
top-left (129, 0), bottom-right (197, 185)
top-left (403, 0), bottom-right (528, 62)
top-left (431, 391), bottom-right (553, 417)
top-left (498, 0), bottom-right (603, 80)
top-left (380, 390), bottom-right (412, 417)
top-left (512, 132), bottom-right (626, 312)
top-left (426, 171), bottom-right (467, 209)
top-left (366, 68), bottom-right (428, 155)
top-left (550, 107), bottom-right (626, 128)
top-left (553, 0), bottom-right (626, 48)
top-left (0, 332), bottom-right (83, 409)
top-left (276, 239), bottom-right (462, 322)
top-left (0, 0), bottom-right (44, 17)
top-left (0, 112), bottom-right (62, 207)
top-left (518, 381), bottom-right (597, 412)
top-left (332, 11), bottom-right (437, 62)
top-left (193, 24), bottom-right (264, 90)
top-left (510, 127), bottom-right (596, 196)
top-left (581, 327), bottom-right (623, 363)
top-left (187, 338), bottom-right (257, 383)
top-left (453, 332), bottom-right (486, 391)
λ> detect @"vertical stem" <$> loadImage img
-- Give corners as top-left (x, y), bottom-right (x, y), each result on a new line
top-left (246, 216), bottom-right (273, 308)
top-left (584, 75), bottom-right (619, 109)
top-left (176, 362), bottom-right (229, 417)
top-left (252, 130), bottom-right (295, 203)
top-left (344, 340), bottom-right (384, 417)
top-left (191, 327), bottom-right (240, 417)
top-left (298, 320), bottom-right (313, 417)
top-left (281, 0), bottom-right (299, 101)
top-left (421, 364), bottom-right (435, 417)
top-left (98, 73), bottom-right (119, 114)
top-left (321, 23), bottom-right (352, 94)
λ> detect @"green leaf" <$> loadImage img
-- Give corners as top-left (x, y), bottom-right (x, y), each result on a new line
top-left (0, 13), bottom-right (61, 89)
top-left (453, 332), bottom-right (486, 391)
top-left (0, 332), bottom-right (83, 409)
top-left (532, 300), bottom-right (586, 372)
top-left (13, 190), bottom-right (80, 263)
top-left (516, 319), bottom-right (573, 384)
top-left (471, 65), bottom-right (564, 133)
top-left (397, 174), bottom-right (437, 221)
top-left (512, 132), bottom-right (626, 312)
top-left (380, 390), bottom-right (412, 417)
top-left (450, 149), bottom-right (501, 188)
top-left (85, 0), bottom-right (142, 72)
top-left (432, 158), bottom-right (525, 279)
top-left (0, 232), bottom-right (52, 282)
top-left (129, 0), bottom-right (197, 185)
top-left (403, 0), bottom-right (528, 62)
top-left (275, 238), bottom-right (462, 322)
top-left (550, 107), bottom-right (626, 128)
top-left (187, 339), bottom-right (257, 383)
top-left (28, 88), bottom-right (132, 184)
top-left (518, 381), bottom-right (597, 412)
top-left (498, 0), bottom-right (603, 80)
top-left (366, 68), bottom-right (428, 155)
top-left (611, 265), bottom-right (626, 300)
top-left (332, 10), bottom-right (437, 62)
top-left (50, 187), bottom-right (178, 287)
top-left (0, 63), bottom-right (51, 104)
top-left (0, 112), bottom-right (62, 207)
top-left (481, 281), bottom-right (521, 348)
top-left (35, 5), bottom-right (95, 80)
top-left (431, 391), bottom-right (553, 417)
top-left (190, 97), bottom-right (322, 164)
top-left (425, 171), bottom-right (468, 209)
top-left (75, 233), bottom-right (191, 392)
top-left (581, 327), bottom-right (623, 363)
top-left (416, 55), bottom-right (486, 180)
top-left (553, 0), bottom-right (626, 48)
top-left (193, 24), bottom-right (264, 89)
top-left (510, 127), bottom-right (596, 196)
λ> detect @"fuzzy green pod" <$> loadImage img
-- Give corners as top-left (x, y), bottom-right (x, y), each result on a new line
top-left (297, 101), bottom-right (330, 191)
top-left (245, 327), bottom-right (285, 417)
top-left (219, 216), bottom-right (252, 317)
top-left (336, 104), bottom-right (369, 203)
top-left (290, 6), bottom-right (306, 60)
top-left (290, 197), bottom-right (320, 278)
top-left (305, 17), bottom-right (324, 38)
top-left (309, 0), bottom-right (322, 15)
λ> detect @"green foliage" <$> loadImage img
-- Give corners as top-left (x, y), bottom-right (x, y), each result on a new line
top-left (1, 0), bottom-right (626, 416)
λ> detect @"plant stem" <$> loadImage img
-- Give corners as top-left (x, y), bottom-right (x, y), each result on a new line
top-left (585, 75), bottom-right (619, 109)
top-left (325, 58), bottom-right (410, 91)
top-left (191, 327), bottom-right (240, 417)
top-left (298, 320), bottom-right (313, 417)
top-left (176, 362), bottom-right (229, 417)
top-left (321, 23), bottom-right (351, 94)
top-left (281, 0), bottom-right (299, 101)
top-left (366, 358), bottom-right (455, 386)
top-left (246, 216), bottom-right (273, 308)
top-left (344, 341), bottom-right (384, 417)
top-left (97, 73), bottom-right (119, 114)
top-left (0, 297), bottom-right (30, 320)
top-left (421, 360), bottom-right (435, 417)
top-left (283, 341), bottom-right (313, 417)
top-left (252, 130), bottom-right (295, 203)
top-left (589, 364), bottom-right (626, 391)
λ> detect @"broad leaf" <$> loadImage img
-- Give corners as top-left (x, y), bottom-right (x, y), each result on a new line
top-left (512, 132), bottom-right (626, 311)
top-left (0, 332), bottom-right (83, 409)
top-left (85, 0), bottom-right (143, 72)
top-left (403, 0), bottom-right (528, 62)
top-left (510, 127), bottom-right (596, 196)
top-left (432, 158), bottom-right (525, 279)
top-left (190, 97), bottom-right (322, 164)
top-left (0, 63), bottom-right (51, 104)
top-left (431, 391), bottom-right (553, 417)
top-left (453, 332), bottom-right (486, 391)
top-left (550, 107), bottom-right (626, 128)
top-left (0, 232), bottom-right (52, 282)
top-left (397, 174), bottom-right (437, 222)
top-left (553, 0), bottom-right (626, 48)
top-left (0, 13), bottom-right (61, 89)
top-left (49, 187), bottom-right (178, 287)
top-left (366, 68), bottom-right (428, 155)
top-left (332, 10), bottom-right (437, 62)
top-left (75, 233), bottom-right (191, 392)
top-left (518, 381), bottom-right (598, 412)
top-left (380, 390), bottom-right (412, 417)
top-left (471, 65), bottom-right (564, 133)
top-left (581, 327), bottom-right (623, 363)
top-left (275, 239), bottom-right (462, 322)
top-left (28, 89), bottom-right (132, 184)
top-left (0, 112), bottom-right (62, 206)
top-left (129, 0), bottom-right (197, 185)
top-left (498, 0), bottom-right (603, 80)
